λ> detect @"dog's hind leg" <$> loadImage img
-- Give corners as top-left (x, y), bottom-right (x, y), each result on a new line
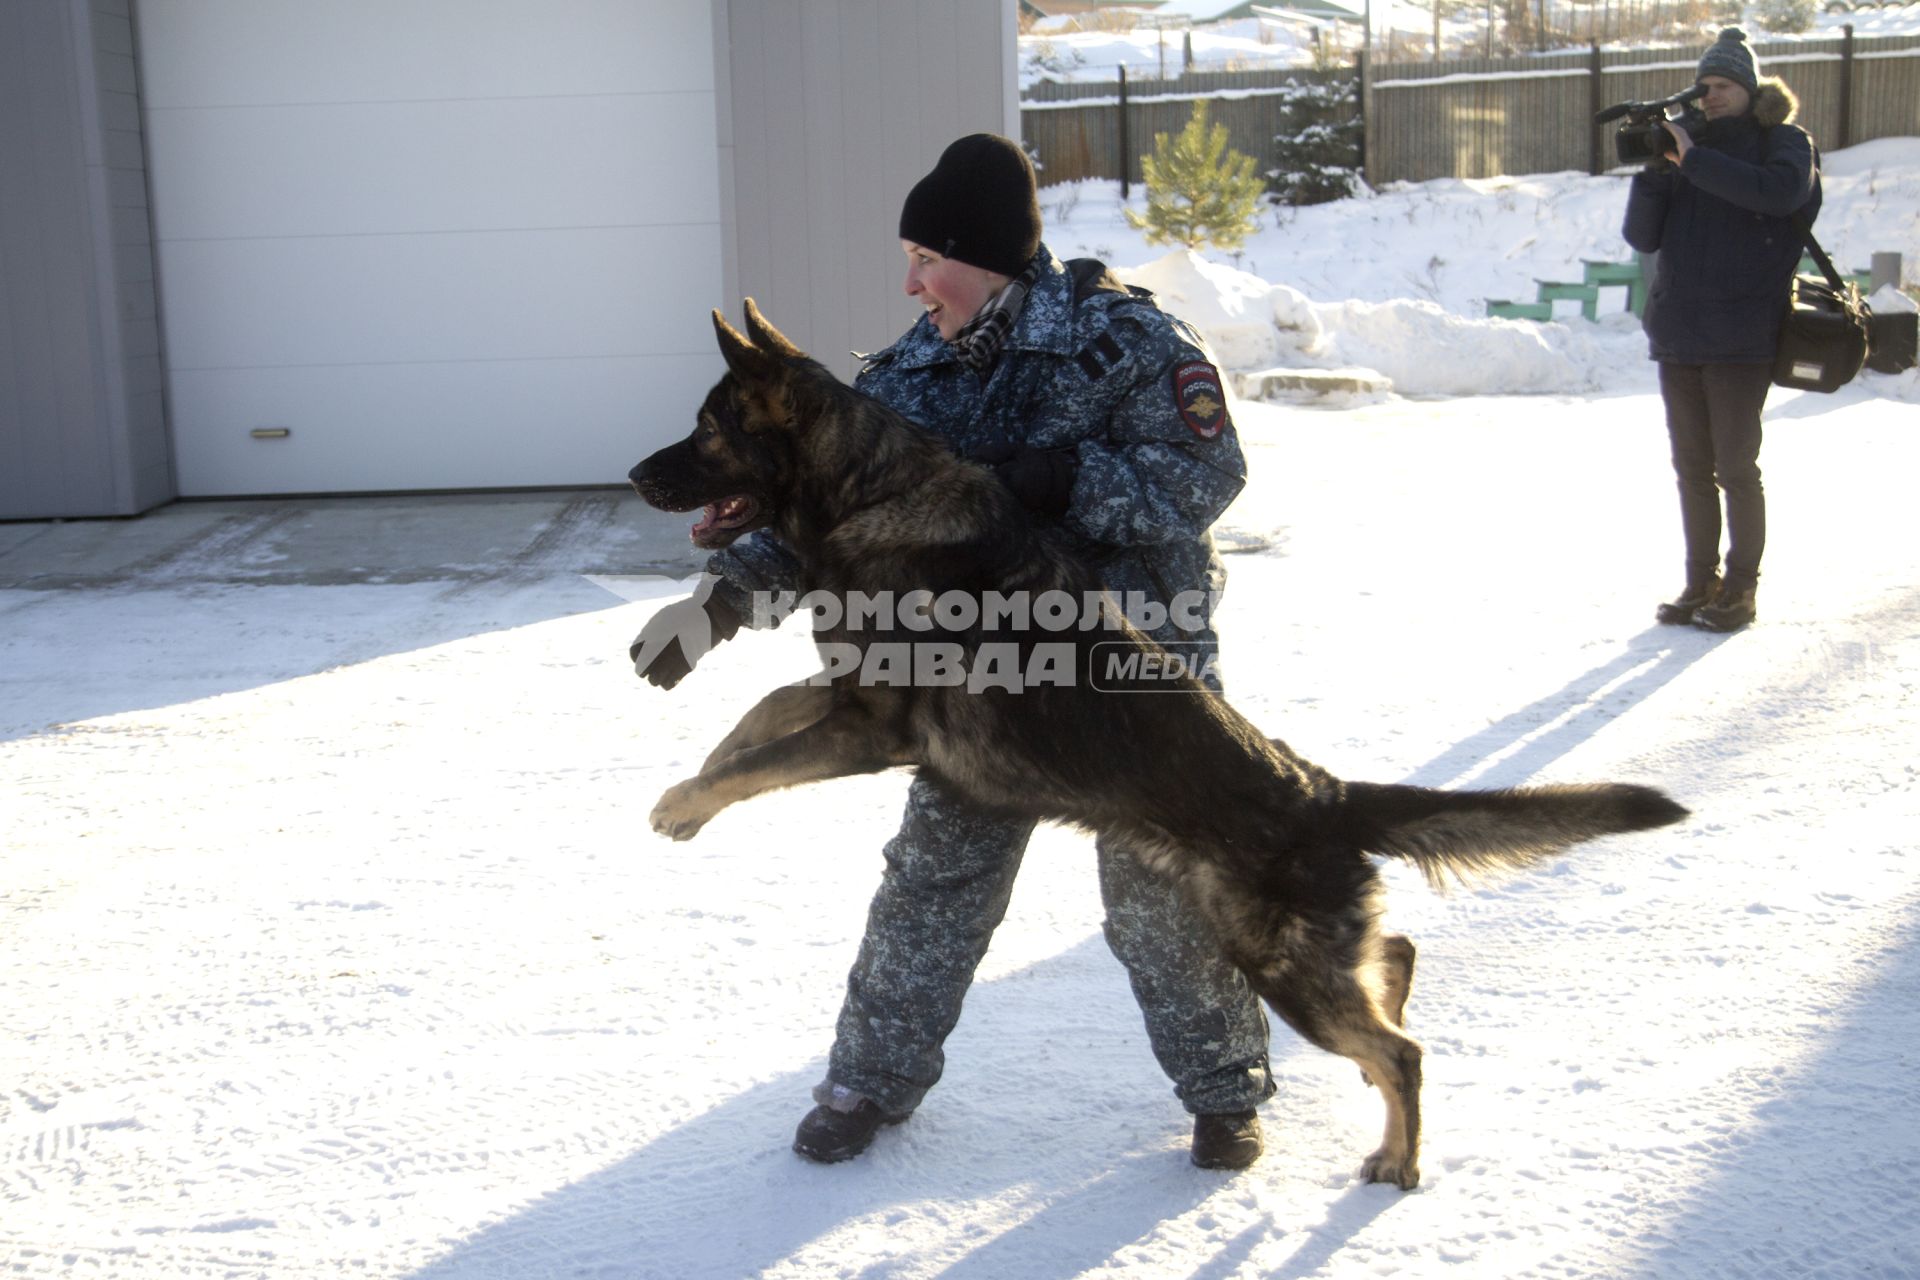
top-left (1359, 933), bottom-right (1417, 1087)
top-left (1252, 954), bottom-right (1425, 1190)
top-left (701, 683), bottom-right (833, 774)
top-left (652, 699), bottom-right (915, 841)
top-left (1378, 933), bottom-right (1417, 1029)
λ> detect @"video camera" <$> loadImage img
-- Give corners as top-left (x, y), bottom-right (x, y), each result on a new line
top-left (1594, 85), bottom-right (1708, 167)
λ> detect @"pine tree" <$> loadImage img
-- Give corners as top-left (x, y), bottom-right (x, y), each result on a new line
top-left (1124, 101), bottom-right (1265, 253)
top-left (1754, 0), bottom-right (1814, 33)
top-left (1269, 74), bottom-right (1363, 207)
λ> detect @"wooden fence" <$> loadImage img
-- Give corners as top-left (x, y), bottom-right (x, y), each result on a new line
top-left (1022, 68), bottom-right (1357, 190)
top-left (1020, 31), bottom-right (1920, 190)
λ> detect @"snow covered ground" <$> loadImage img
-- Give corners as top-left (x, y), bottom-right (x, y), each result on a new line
top-left (5, 153), bottom-right (1919, 1278)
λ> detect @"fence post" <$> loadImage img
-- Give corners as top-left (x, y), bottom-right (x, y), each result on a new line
top-left (1589, 42), bottom-right (1604, 176)
top-left (1118, 64), bottom-right (1130, 199)
top-left (1871, 252), bottom-right (1901, 294)
top-left (1356, 49), bottom-right (1371, 186)
top-left (1838, 24), bottom-right (1854, 151)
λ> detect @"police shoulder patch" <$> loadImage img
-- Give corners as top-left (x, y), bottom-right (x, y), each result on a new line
top-left (1173, 360), bottom-right (1227, 439)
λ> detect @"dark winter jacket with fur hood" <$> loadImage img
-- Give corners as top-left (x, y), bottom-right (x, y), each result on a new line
top-left (1622, 78), bottom-right (1823, 364)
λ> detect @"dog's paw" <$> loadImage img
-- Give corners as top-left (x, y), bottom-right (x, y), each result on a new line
top-left (650, 781), bottom-right (714, 841)
top-left (1359, 1148), bottom-right (1420, 1190)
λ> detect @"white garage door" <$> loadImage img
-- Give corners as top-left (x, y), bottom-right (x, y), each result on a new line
top-left (136, 0), bottom-right (723, 495)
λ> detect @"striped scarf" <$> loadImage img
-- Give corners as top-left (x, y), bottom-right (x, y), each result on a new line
top-left (950, 262), bottom-right (1039, 378)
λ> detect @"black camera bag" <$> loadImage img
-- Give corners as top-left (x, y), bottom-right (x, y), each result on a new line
top-left (1773, 214), bottom-right (1870, 394)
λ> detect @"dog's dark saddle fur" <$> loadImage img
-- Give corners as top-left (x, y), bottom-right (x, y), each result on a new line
top-left (631, 300), bottom-right (1688, 1188)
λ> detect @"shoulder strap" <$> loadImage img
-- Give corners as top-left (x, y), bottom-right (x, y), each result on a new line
top-left (1790, 212), bottom-right (1848, 293)
top-left (1065, 257), bottom-right (1153, 306)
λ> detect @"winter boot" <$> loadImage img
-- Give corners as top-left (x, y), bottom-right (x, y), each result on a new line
top-left (792, 1099), bottom-right (905, 1163)
top-left (1656, 574), bottom-right (1721, 626)
top-left (1692, 581), bottom-right (1757, 633)
top-left (1190, 1109), bottom-right (1264, 1170)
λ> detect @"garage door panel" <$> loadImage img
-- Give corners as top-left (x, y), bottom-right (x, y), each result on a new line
top-left (137, 0), bottom-right (712, 107)
top-left (160, 224), bottom-right (723, 372)
top-left (146, 93), bottom-right (720, 242)
top-left (137, 0), bottom-right (724, 494)
top-left (169, 352), bottom-right (723, 496)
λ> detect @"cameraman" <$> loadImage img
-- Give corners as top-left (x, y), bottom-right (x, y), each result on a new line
top-left (1622, 27), bottom-right (1821, 633)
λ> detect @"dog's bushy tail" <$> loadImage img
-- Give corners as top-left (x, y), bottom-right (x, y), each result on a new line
top-left (1337, 781), bottom-right (1688, 891)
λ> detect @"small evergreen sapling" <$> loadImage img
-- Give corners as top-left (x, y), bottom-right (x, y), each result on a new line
top-left (1754, 0), bottom-right (1814, 33)
top-left (1124, 101), bottom-right (1265, 252)
top-left (1269, 75), bottom-right (1362, 207)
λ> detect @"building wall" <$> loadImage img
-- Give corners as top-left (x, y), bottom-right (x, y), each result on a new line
top-left (718, 0), bottom-right (1021, 381)
top-left (0, 0), bottom-right (171, 519)
top-left (2, 0), bottom-right (1019, 513)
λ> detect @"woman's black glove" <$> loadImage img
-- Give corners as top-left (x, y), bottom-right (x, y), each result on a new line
top-left (971, 442), bottom-right (1079, 519)
top-left (630, 584), bottom-right (742, 690)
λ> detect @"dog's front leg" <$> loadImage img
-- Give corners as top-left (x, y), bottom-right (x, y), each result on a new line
top-left (652, 698), bottom-right (915, 840)
top-left (699, 682), bottom-right (834, 775)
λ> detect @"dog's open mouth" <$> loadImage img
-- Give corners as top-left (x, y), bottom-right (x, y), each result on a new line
top-left (688, 495), bottom-right (760, 548)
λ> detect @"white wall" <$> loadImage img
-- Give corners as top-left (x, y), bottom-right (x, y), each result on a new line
top-left (719, 0), bottom-right (1022, 382)
top-left (136, 0), bottom-right (725, 495)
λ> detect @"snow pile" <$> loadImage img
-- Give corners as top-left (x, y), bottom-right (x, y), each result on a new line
top-left (1123, 250), bottom-right (1323, 369)
top-left (1310, 296), bottom-right (1619, 395)
top-left (1124, 249), bottom-right (1618, 396)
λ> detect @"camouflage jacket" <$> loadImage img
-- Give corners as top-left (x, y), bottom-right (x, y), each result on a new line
top-left (707, 245), bottom-right (1248, 647)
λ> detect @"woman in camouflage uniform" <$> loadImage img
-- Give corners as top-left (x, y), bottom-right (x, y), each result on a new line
top-left (638, 134), bottom-right (1275, 1168)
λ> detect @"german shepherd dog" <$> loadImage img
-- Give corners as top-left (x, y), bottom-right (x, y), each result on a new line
top-left (630, 301), bottom-right (1687, 1188)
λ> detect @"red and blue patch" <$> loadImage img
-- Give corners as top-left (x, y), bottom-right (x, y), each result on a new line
top-left (1174, 361), bottom-right (1227, 439)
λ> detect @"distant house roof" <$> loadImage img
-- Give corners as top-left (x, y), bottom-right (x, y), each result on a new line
top-left (1030, 0), bottom-right (1360, 24)
top-left (1024, 0), bottom-right (1161, 15)
top-left (1142, 0), bottom-right (1271, 20)
top-left (1135, 0), bottom-right (1364, 20)
top-left (1251, 0), bottom-right (1365, 22)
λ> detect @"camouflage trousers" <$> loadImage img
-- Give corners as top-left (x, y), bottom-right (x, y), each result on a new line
top-left (820, 772), bottom-right (1277, 1119)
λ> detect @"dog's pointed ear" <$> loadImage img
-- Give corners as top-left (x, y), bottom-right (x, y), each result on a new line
top-left (742, 298), bottom-right (806, 361)
top-left (712, 308), bottom-right (780, 385)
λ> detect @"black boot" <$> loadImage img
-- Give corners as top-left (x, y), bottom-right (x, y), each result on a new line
top-left (1656, 574), bottom-right (1720, 626)
top-left (1693, 581), bottom-right (1757, 633)
top-left (792, 1099), bottom-right (905, 1163)
top-left (1190, 1109), bottom-right (1263, 1170)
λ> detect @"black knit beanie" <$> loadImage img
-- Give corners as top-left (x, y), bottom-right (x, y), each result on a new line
top-left (898, 134), bottom-right (1041, 276)
top-left (1697, 27), bottom-right (1759, 95)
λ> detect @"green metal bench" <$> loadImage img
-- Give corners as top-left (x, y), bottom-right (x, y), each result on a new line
top-left (1582, 259), bottom-right (1647, 317)
top-left (1485, 298), bottom-right (1554, 321)
top-left (1536, 280), bottom-right (1601, 322)
top-left (1486, 260), bottom-right (1647, 322)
